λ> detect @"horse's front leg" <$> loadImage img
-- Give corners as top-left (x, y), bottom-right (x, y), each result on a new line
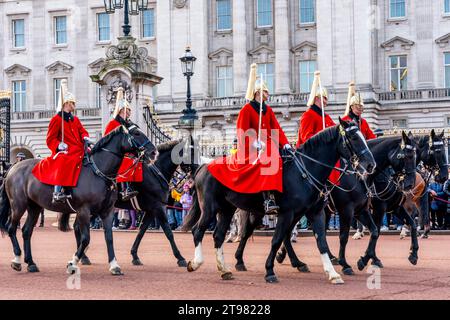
top-left (310, 209), bottom-right (344, 284)
top-left (102, 211), bottom-right (123, 275)
top-left (158, 208), bottom-right (187, 267)
top-left (67, 209), bottom-right (90, 275)
top-left (264, 211), bottom-right (294, 283)
top-left (397, 207), bottom-right (419, 265)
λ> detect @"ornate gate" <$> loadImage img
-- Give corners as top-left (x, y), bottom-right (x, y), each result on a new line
top-left (0, 91), bottom-right (11, 174)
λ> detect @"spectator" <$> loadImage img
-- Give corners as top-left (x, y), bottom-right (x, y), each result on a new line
top-left (128, 209), bottom-right (137, 230)
top-left (171, 187), bottom-right (183, 229)
top-left (429, 180), bottom-right (447, 230)
top-left (118, 209), bottom-right (130, 229)
top-left (328, 212), bottom-right (340, 230)
top-left (166, 192), bottom-right (178, 230)
top-left (442, 179), bottom-right (450, 230)
top-left (226, 209), bottom-right (245, 243)
top-left (180, 183), bottom-right (193, 226)
top-left (112, 208), bottom-right (120, 230)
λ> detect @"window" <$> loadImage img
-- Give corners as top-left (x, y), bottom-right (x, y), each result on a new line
top-left (299, 0), bottom-right (315, 24)
top-left (390, 0), bottom-right (406, 18)
top-left (299, 60), bottom-right (316, 93)
top-left (141, 9), bottom-right (155, 38)
top-left (390, 55), bottom-right (407, 91)
top-left (217, 0), bottom-right (232, 30)
top-left (12, 80), bottom-right (26, 112)
top-left (216, 66), bottom-right (233, 97)
top-left (257, 0), bottom-right (272, 27)
top-left (55, 16), bottom-right (67, 45)
top-left (54, 78), bottom-right (67, 107)
top-left (97, 13), bottom-right (110, 41)
top-left (392, 119), bottom-right (407, 128)
top-left (257, 63), bottom-right (274, 93)
top-left (96, 84), bottom-right (102, 109)
top-left (445, 0), bottom-right (450, 14)
top-left (12, 19), bottom-right (25, 48)
top-left (445, 53), bottom-right (450, 88)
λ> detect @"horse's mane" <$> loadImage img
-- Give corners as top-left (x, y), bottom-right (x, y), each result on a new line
top-left (157, 139), bottom-right (183, 153)
top-left (91, 126), bottom-right (124, 154)
top-left (298, 125), bottom-right (339, 153)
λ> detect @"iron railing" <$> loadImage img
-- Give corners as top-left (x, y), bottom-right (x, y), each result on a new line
top-left (0, 93), bottom-right (11, 165)
top-left (143, 105), bottom-right (172, 145)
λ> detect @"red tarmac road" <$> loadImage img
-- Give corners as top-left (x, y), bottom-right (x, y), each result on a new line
top-left (0, 225), bottom-right (449, 300)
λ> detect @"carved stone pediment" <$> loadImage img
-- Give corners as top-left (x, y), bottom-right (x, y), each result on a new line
top-left (380, 36), bottom-right (415, 51)
top-left (46, 61), bottom-right (74, 74)
top-left (291, 41), bottom-right (317, 60)
top-left (436, 33), bottom-right (450, 48)
top-left (4, 64), bottom-right (31, 77)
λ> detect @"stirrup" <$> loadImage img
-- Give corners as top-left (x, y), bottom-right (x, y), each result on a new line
top-left (52, 192), bottom-right (67, 203)
top-left (120, 190), bottom-right (138, 201)
top-left (264, 200), bottom-right (279, 214)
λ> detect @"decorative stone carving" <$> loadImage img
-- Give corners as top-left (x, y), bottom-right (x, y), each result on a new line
top-left (173, 0), bottom-right (187, 9)
top-left (106, 76), bottom-right (133, 104)
top-left (380, 36), bottom-right (415, 51)
top-left (4, 64), bottom-right (31, 77)
top-left (45, 61), bottom-right (73, 74)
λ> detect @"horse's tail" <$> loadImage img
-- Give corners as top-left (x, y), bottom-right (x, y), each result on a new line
top-left (182, 189), bottom-right (201, 231)
top-left (58, 213), bottom-right (72, 232)
top-left (0, 181), bottom-right (11, 235)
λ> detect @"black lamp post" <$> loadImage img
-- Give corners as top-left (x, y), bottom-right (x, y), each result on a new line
top-left (179, 46), bottom-right (198, 125)
top-left (104, 0), bottom-right (149, 37)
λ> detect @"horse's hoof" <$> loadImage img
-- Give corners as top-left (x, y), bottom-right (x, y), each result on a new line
top-left (132, 258), bottom-right (143, 266)
top-left (221, 272), bottom-right (234, 280)
top-left (110, 267), bottom-right (124, 276)
top-left (81, 257), bottom-right (91, 265)
top-left (408, 255), bottom-right (418, 266)
top-left (11, 262), bottom-right (22, 272)
top-left (265, 275), bottom-right (279, 283)
top-left (235, 264), bottom-right (247, 272)
top-left (275, 253), bottom-right (285, 264)
top-left (177, 260), bottom-right (188, 268)
top-left (330, 257), bottom-right (339, 266)
top-left (330, 276), bottom-right (345, 285)
top-left (342, 267), bottom-right (354, 276)
top-left (187, 261), bottom-right (195, 272)
top-left (371, 259), bottom-right (384, 268)
top-left (357, 258), bottom-right (366, 271)
top-left (27, 264), bottom-right (40, 273)
top-left (66, 263), bottom-right (79, 275)
top-left (297, 264), bottom-right (310, 273)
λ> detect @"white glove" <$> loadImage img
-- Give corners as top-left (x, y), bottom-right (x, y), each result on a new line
top-left (252, 140), bottom-right (266, 152)
top-left (283, 144), bottom-right (293, 150)
top-left (58, 142), bottom-right (68, 151)
top-left (84, 137), bottom-right (93, 144)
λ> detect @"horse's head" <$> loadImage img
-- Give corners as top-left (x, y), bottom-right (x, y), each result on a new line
top-left (175, 136), bottom-right (200, 175)
top-left (388, 131), bottom-right (417, 191)
top-left (337, 118), bottom-right (376, 177)
top-left (126, 125), bottom-right (158, 162)
top-left (420, 129), bottom-right (447, 183)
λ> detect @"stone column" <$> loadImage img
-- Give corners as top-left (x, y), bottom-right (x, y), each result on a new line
top-left (274, 0), bottom-right (290, 94)
top-left (232, 0), bottom-right (248, 96)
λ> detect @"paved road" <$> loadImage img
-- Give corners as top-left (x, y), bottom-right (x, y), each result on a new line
top-left (0, 225), bottom-right (449, 300)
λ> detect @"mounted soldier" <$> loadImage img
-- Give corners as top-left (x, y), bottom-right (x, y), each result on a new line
top-left (342, 82), bottom-right (376, 140)
top-left (296, 71), bottom-right (340, 184)
top-left (208, 63), bottom-right (292, 214)
top-left (104, 87), bottom-right (141, 201)
top-left (32, 79), bottom-right (92, 203)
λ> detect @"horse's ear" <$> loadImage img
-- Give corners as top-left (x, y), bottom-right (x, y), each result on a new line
top-left (407, 131), bottom-right (414, 139)
top-left (440, 130), bottom-right (445, 139)
top-left (401, 130), bottom-right (408, 142)
top-left (431, 129), bottom-right (436, 138)
top-left (338, 116), bottom-right (346, 127)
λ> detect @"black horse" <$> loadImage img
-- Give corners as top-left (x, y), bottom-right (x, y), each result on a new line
top-left (272, 132), bottom-right (417, 275)
top-left (359, 130), bottom-right (448, 270)
top-left (183, 119), bottom-right (376, 284)
top-left (0, 125), bottom-right (157, 275)
top-left (77, 138), bottom-right (198, 268)
top-left (277, 130), bottom-right (447, 275)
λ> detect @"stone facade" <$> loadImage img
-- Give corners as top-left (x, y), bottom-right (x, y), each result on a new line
top-left (1, 0), bottom-right (450, 160)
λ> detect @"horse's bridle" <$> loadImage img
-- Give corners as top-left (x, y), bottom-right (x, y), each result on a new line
top-left (339, 125), bottom-right (372, 175)
top-left (422, 137), bottom-right (445, 177)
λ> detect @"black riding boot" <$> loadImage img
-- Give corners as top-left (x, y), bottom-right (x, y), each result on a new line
top-left (120, 182), bottom-right (138, 201)
top-left (52, 185), bottom-right (67, 203)
top-left (262, 191), bottom-right (279, 214)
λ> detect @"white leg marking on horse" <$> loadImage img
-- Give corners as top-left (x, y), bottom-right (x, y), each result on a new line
top-left (215, 245), bottom-right (228, 273)
top-left (192, 243), bottom-right (204, 270)
top-left (109, 258), bottom-right (121, 271)
top-left (320, 253), bottom-right (344, 284)
top-left (70, 254), bottom-right (80, 266)
top-left (12, 255), bottom-right (21, 264)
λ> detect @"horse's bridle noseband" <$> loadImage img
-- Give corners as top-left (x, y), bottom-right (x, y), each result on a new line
top-left (339, 125), bottom-right (371, 173)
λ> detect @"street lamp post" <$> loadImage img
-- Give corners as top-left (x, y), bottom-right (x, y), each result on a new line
top-left (179, 46), bottom-right (198, 126)
top-left (103, 0), bottom-right (149, 36)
